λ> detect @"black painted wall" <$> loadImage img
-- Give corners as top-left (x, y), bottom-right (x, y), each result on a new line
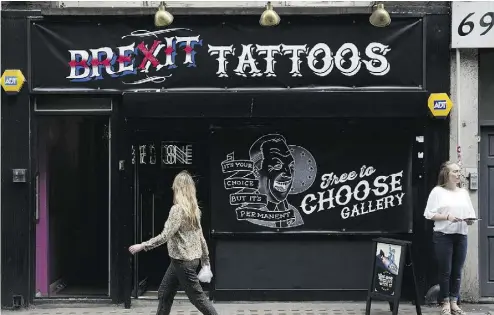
top-left (1, 10), bottom-right (34, 308)
top-left (419, 14), bottom-right (452, 300)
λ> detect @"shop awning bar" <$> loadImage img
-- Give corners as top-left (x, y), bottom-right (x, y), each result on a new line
top-left (39, 4), bottom-right (449, 16)
top-left (120, 90), bottom-right (429, 118)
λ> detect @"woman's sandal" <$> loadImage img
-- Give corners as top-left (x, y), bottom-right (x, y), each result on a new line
top-left (441, 306), bottom-right (452, 315)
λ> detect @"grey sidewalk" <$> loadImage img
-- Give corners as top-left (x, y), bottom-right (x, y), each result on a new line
top-left (3, 301), bottom-right (494, 315)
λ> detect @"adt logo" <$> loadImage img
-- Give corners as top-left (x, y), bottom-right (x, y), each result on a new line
top-left (4, 76), bottom-right (17, 86)
top-left (433, 100), bottom-right (447, 110)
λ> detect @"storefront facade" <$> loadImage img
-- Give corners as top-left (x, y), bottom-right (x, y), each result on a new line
top-left (1, 7), bottom-right (451, 308)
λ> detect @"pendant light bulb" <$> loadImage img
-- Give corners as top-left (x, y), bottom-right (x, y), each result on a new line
top-left (369, 3), bottom-right (391, 27)
top-left (259, 2), bottom-right (280, 27)
top-left (155, 2), bottom-right (174, 28)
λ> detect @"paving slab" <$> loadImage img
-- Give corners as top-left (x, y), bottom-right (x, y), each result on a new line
top-left (3, 301), bottom-right (494, 315)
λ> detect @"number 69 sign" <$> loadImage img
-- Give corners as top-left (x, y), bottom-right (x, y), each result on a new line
top-left (452, 1), bottom-right (494, 48)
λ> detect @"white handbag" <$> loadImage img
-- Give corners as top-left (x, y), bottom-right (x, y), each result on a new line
top-left (198, 264), bottom-right (213, 283)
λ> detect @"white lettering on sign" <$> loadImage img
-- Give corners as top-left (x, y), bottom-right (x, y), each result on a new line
top-left (300, 165), bottom-right (406, 220)
top-left (208, 42), bottom-right (391, 78)
top-left (149, 144), bottom-right (156, 165)
top-left (378, 273), bottom-right (394, 288)
top-left (433, 100), bottom-right (447, 110)
top-left (207, 45), bottom-right (234, 78)
top-left (132, 142), bottom-right (193, 165)
top-left (162, 144), bottom-right (193, 165)
top-left (67, 28), bottom-right (394, 84)
top-left (139, 145), bottom-right (147, 164)
top-left (452, 1), bottom-right (494, 48)
top-left (5, 77), bottom-right (17, 85)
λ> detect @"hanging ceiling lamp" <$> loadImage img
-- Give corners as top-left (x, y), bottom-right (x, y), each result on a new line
top-left (259, 1), bottom-right (280, 27)
top-left (155, 1), bottom-right (174, 28)
top-left (369, 3), bottom-right (391, 27)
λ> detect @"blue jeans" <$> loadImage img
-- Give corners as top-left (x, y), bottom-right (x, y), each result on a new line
top-left (433, 232), bottom-right (468, 302)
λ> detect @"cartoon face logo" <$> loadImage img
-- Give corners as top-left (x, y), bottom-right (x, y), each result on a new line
top-left (250, 135), bottom-right (295, 204)
top-left (221, 133), bottom-right (317, 229)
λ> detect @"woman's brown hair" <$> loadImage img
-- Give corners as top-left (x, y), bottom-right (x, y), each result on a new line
top-left (437, 161), bottom-right (457, 187)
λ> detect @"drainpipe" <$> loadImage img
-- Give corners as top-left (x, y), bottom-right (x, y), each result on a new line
top-left (456, 49), bottom-right (462, 167)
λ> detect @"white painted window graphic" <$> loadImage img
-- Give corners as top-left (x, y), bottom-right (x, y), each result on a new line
top-left (220, 133), bottom-right (406, 230)
top-left (162, 142), bottom-right (193, 165)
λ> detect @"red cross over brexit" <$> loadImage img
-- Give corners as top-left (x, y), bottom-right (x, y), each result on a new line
top-left (67, 29), bottom-right (202, 83)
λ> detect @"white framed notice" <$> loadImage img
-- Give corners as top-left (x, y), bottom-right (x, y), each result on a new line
top-left (452, 1), bottom-right (494, 48)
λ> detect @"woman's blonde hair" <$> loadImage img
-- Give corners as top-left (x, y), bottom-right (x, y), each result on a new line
top-left (172, 170), bottom-right (201, 229)
top-left (437, 161), bottom-right (458, 187)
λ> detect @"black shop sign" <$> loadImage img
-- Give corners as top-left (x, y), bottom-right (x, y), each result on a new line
top-left (30, 16), bottom-right (423, 90)
top-left (210, 122), bottom-right (413, 233)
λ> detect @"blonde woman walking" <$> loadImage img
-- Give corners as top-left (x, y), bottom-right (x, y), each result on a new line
top-left (129, 171), bottom-right (218, 315)
top-left (424, 162), bottom-right (477, 315)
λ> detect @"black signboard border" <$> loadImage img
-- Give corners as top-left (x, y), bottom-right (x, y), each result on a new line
top-left (29, 15), bottom-right (424, 91)
top-left (365, 238), bottom-right (422, 315)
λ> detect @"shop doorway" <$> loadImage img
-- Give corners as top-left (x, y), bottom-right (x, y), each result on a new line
top-left (480, 127), bottom-right (494, 296)
top-left (35, 116), bottom-right (110, 297)
top-left (129, 119), bottom-right (211, 298)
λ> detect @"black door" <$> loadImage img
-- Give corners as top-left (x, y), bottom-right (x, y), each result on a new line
top-left (129, 119), bottom-right (211, 297)
top-left (480, 127), bottom-right (494, 296)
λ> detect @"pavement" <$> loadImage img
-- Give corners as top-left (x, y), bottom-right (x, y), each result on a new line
top-left (3, 301), bottom-right (494, 315)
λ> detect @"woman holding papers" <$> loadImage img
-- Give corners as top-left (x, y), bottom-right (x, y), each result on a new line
top-left (424, 161), bottom-right (477, 315)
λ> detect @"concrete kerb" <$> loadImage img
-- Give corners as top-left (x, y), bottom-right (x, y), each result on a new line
top-left (3, 301), bottom-right (494, 315)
